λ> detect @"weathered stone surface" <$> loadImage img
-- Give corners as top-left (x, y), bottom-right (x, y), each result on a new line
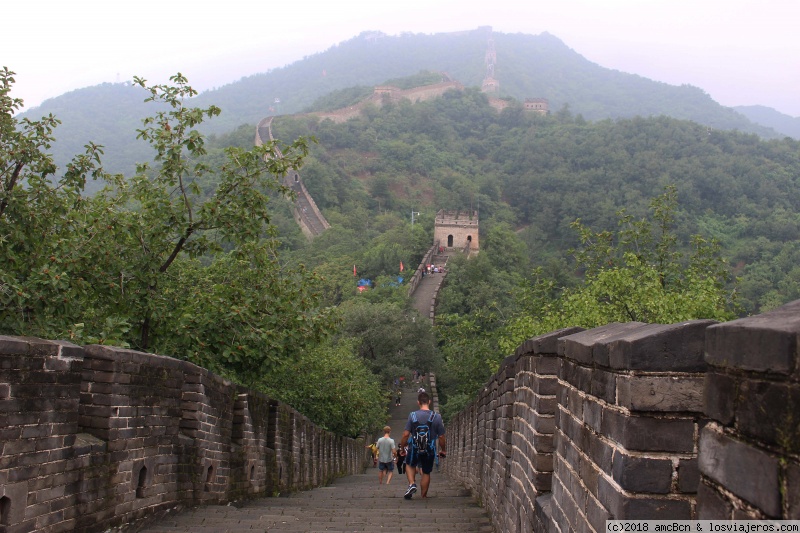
top-left (677, 457), bottom-right (699, 493)
top-left (559, 323), bottom-right (647, 365)
top-left (524, 327), bottom-right (586, 356)
top-left (787, 460), bottom-right (800, 519)
top-left (597, 475), bottom-right (691, 519)
top-left (616, 375), bottom-right (704, 412)
top-left (601, 409), bottom-right (696, 453)
top-left (611, 450), bottom-right (673, 494)
top-left (735, 379), bottom-right (800, 447)
top-left (699, 425), bottom-right (781, 517)
top-left (704, 372), bottom-right (738, 425)
top-left (696, 481), bottom-right (733, 519)
top-left (705, 299), bottom-right (800, 374)
top-left (606, 320), bottom-right (716, 372)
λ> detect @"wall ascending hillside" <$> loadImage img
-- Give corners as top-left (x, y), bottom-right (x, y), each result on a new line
top-left (445, 301), bottom-right (800, 532)
top-left (0, 341), bottom-right (367, 533)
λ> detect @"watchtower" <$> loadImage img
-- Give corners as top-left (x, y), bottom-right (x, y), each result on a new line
top-left (434, 210), bottom-right (479, 254)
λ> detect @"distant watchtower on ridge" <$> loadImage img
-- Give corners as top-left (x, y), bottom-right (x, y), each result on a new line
top-left (434, 210), bottom-right (479, 255)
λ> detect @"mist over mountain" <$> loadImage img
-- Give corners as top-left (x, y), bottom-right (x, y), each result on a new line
top-left (20, 27), bottom-right (788, 177)
top-left (734, 105), bottom-right (800, 139)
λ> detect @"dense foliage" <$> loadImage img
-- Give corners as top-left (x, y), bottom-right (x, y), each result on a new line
top-left (273, 88), bottom-right (800, 317)
top-left (0, 69), bottom-right (394, 436)
top-left (8, 59), bottom-right (800, 428)
top-left (268, 85), bottom-right (799, 414)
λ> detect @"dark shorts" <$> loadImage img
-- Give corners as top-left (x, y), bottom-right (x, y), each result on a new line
top-left (378, 461), bottom-right (394, 472)
top-left (406, 451), bottom-right (435, 474)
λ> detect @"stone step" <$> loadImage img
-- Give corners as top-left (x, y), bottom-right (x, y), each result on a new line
top-left (138, 473), bottom-right (493, 532)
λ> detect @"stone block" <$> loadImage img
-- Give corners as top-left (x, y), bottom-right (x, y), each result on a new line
top-left (0, 336), bottom-right (32, 355)
top-left (528, 327), bottom-right (586, 355)
top-left (534, 355), bottom-right (560, 375)
top-left (602, 409), bottom-right (696, 453)
top-left (586, 434), bottom-right (613, 473)
top-left (586, 494), bottom-right (611, 533)
top-left (787, 460), bottom-right (800, 519)
top-left (735, 379), bottom-right (800, 448)
top-left (563, 361), bottom-right (592, 394)
top-left (611, 450), bottom-right (673, 494)
top-left (698, 425), bottom-right (781, 517)
top-left (703, 372), bottom-right (737, 425)
top-left (617, 375), bottom-right (704, 412)
top-left (583, 397), bottom-right (602, 433)
top-left (677, 457), bottom-right (699, 493)
top-left (591, 369), bottom-right (616, 404)
top-left (598, 475), bottom-right (692, 519)
top-left (607, 320), bottom-right (715, 372)
top-left (705, 299), bottom-right (800, 374)
top-left (532, 375), bottom-right (559, 396)
top-left (531, 412), bottom-right (555, 434)
top-left (696, 481), bottom-right (733, 519)
top-left (560, 323), bottom-right (647, 365)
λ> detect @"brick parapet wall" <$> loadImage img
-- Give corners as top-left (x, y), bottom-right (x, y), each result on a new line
top-left (699, 301), bottom-right (800, 519)
top-left (445, 299), bottom-right (800, 532)
top-left (0, 340), bottom-right (368, 533)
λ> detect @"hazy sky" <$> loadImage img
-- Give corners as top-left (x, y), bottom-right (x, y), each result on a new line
top-left (7, 0), bottom-right (800, 116)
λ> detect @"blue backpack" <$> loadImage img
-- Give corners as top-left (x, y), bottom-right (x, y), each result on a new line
top-left (410, 410), bottom-right (437, 457)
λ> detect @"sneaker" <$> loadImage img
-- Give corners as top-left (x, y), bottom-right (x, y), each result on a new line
top-left (404, 484), bottom-right (417, 500)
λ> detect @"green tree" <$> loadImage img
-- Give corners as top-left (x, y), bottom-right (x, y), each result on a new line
top-left (1, 71), bottom-right (335, 386)
top-left (0, 67), bottom-right (113, 337)
top-left (259, 338), bottom-right (387, 437)
top-left (337, 300), bottom-right (441, 384)
top-left (500, 187), bottom-right (738, 352)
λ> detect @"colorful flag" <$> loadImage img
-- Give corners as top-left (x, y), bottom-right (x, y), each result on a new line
top-left (400, 261), bottom-right (404, 272)
top-left (353, 264), bottom-right (357, 277)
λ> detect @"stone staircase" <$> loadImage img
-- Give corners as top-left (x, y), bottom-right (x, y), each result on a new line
top-left (139, 473), bottom-right (492, 532)
top-left (136, 380), bottom-right (494, 533)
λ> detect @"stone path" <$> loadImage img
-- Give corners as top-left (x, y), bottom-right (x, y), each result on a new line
top-left (137, 381), bottom-right (493, 533)
top-left (409, 254), bottom-right (449, 322)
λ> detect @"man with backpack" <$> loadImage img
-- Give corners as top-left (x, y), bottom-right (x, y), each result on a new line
top-left (398, 391), bottom-right (446, 499)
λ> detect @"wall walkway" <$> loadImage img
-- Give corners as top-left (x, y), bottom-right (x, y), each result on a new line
top-left (3, 298), bottom-right (800, 532)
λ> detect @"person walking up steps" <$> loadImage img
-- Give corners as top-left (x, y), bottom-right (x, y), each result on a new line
top-left (399, 391), bottom-right (446, 499)
top-left (376, 426), bottom-right (396, 485)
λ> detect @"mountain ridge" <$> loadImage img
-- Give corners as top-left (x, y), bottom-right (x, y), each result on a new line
top-left (18, 27), bottom-right (794, 177)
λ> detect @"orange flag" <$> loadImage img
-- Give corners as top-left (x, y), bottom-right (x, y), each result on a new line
top-left (400, 261), bottom-right (404, 272)
top-left (353, 264), bottom-right (357, 277)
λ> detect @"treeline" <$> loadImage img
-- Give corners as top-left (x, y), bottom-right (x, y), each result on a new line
top-left (8, 66), bottom-right (799, 428)
top-left (272, 87), bottom-right (800, 316)
top-left (25, 28), bottom-right (783, 183)
top-left (1, 70), bottom-right (440, 437)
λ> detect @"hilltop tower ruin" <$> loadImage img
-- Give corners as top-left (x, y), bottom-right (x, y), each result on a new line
top-left (434, 210), bottom-right (479, 254)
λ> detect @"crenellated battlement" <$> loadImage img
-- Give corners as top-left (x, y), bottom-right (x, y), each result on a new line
top-left (444, 300), bottom-right (800, 531)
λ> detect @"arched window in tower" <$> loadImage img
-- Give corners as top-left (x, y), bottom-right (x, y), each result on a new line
top-left (447, 235), bottom-right (454, 247)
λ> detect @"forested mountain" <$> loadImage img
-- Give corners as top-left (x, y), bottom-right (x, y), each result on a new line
top-left (21, 27), bottom-right (782, 178)
top-left (271, 88), bottom-right (800, 316)
top-left (735, 105), bottom-right (800, 139)
top-left (5, 60), bottom-right (800, 428)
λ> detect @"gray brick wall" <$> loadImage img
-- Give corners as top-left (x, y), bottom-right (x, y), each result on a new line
top-left (0, 339), bottom-right (368, 533)
top-left (445, 300), bottom-right (800, 532)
